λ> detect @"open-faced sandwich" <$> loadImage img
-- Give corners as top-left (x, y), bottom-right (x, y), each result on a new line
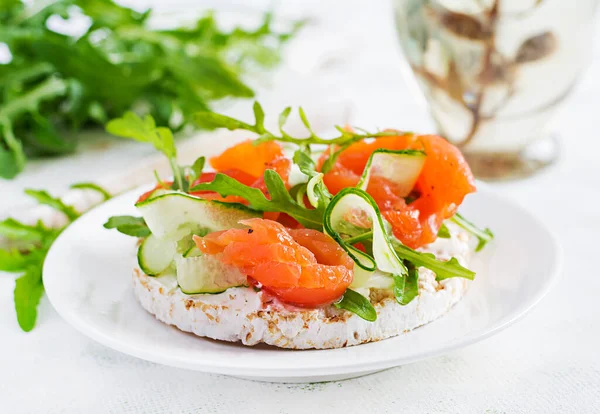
top-left (104, 103), bottom-right (493, 350)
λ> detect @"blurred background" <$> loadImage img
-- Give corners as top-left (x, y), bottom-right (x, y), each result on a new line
top-left (1, 0), bottom-right (599, 207)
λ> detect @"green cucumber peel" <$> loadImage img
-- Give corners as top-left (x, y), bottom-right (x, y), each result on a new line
top-left (324, 188), bottom-right (407, 276)
top-left (356, 149), bottom-right (426, 197)
top-left (292, 149), bottom-right (332, 212)
top-left (135, 190), bottom-right (256, 215)
top-left (323, 189), bottom-right (475, 281)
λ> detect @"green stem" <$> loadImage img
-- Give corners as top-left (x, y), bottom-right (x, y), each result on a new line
top-left (391, 238), bottom-right (475, 280)
top-left (169, 158), bottom-right (184, 191)
top-left (344, 231), bottom-right (373, 245)
top-left (0, 119), bottom-right (26, 171)
top-left (450, 213), bottom-right (494, 252)
top-left (260, 130), bottom-right (401, 146)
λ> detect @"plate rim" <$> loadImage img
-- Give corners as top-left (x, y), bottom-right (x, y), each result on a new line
top-left (43, 185), bottom-right (563, 379)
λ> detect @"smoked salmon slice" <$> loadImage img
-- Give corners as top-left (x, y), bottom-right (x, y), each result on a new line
top-left (321, 133), bottom-right (475, 248)
top-left (194, 218), bottom-right (353, 307)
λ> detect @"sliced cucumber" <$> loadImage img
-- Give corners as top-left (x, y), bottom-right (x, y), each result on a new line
top-left (154, 268), bottom-right (179, 293)
top-left (182, 243), bottom-right (202, 258)
top-left (357, 149), bottom-right (426, 197)
top-left (175, 254), bottom-right (248, 294)
top-left (176, 230), bottom-right (210, 255)
top-left (350, 269), bottom-right (394, 290)
top-left (136, 192), bottom-right (260, 240)
top-left (145, 187), bottom-right (171, 201)
top-left (306, 173), bottom-right (325, 209)
top-left (138, 233), bottom-right (177, 276)
top-left (324, 188), bottom-right (407, 278)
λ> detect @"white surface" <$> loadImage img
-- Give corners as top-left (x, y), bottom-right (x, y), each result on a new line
top-left (1, 0), bottom-right (599, 413)
top-left (43, 185), bottom-right (560, 382)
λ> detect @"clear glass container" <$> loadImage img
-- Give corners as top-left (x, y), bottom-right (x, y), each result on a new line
top-left (393, 0), bottom-right (598, 180)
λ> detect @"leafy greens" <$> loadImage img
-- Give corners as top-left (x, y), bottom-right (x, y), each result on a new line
top-left (0, 0), bottom-right (300, 178)
top-left (194, 101), bottom-right (401, 147)
top-left (1, 183), bottom-right (110, 331)
top-left (191, 171), bottom-right (323, 229)
top-left (103, 216), bottom-right (150, 238)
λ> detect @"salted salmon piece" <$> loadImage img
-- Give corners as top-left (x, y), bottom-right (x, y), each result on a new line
top-left (288, 228), bottom-right (354, 270)
top-left (189, 170), bottom-right (254, 203)
top-left (336, 132), bottom-right (414, 174)
top-left (194, 219), bottom-right (353, 307)
top-left (251, 157), bottom-right (292, 194)
top-left (322, 163), bottom-right (360, 195)
top-left (410, 135), bottom-right (476, 218)
top-left (210, 140), bottom-right (285, 178)
top-left (320, 133), bottom-right (475, 248)
top-left (193, 169), bottom-right (257, 187)
top-left (136, 181), bottom-right (172, 203)
top-left (191, 142), bottom-right (291, 204)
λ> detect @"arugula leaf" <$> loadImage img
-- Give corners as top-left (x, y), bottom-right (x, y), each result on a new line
top-left (2, 227), bottom-right (57, 333)
top-left (298, 107), bottom-right (314, 135)
top-left (252, 99), bottom-right (266, 133)
top-left (192, 111), bottom-right (255, 131)
top-left (292, 149), bottom-right (316, 176)
top-left (194, 102), bottom-right (401, 147)
top-left (0, 146), bottom-right (21, 179)
top-left (76, 0), bottom-right (149, 29)
top-left (191, 170), bottom-right (323, 229)
top-left (437, 223), bottom-right (451, 239)
top-left (70, 182), bottom-right (112, 201)
top-left (451, 213), bottom-right (494, 252)
top-left (0, 218), bottom-right (48, 243)
top-left (107, 112), bottom-right (184, 191)
top-left (103, 215), bottom-right (151, 237)
top-left (334, 289), bottom-right (377, 322)
top-left (24, 189), bottom-right (80, 221)
top-left (106, 112), bottom-right (176, 157)
top-left (393, 264), bottom-right (419, 306)
top-left (391, 239), bottom-right (475, 281)
top-left (14, 264), bottom-right (45, 332)
top-left (0, 249), bottom-right (27, 273)
top-left (28, 113), bottom-right (77, 156)
top-left (0, 120), bottom-right (25, 179)
top-left (321, 144), bottom-right (348, 174)
top-left (278, 106), bottom-right (292, 133)
top-left (188, 156), bottom-right (206, 184)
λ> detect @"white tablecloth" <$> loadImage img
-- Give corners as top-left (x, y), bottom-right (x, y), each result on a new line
top-left (1, 1), bottom-right (599, 413)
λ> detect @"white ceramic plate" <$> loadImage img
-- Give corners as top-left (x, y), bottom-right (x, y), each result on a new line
top-left (44, 186), bottom-right (561, 383)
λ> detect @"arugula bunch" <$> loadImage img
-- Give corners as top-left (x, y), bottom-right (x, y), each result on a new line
top-left (0, 0), bottom-right (300, 178)
top-left (1, 184), bottom-right (110, 331)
